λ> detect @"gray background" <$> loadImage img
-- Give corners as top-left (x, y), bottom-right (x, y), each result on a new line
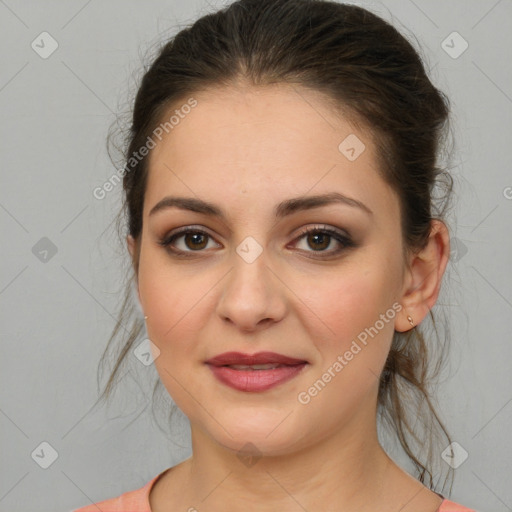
top-left (1, 1), bottom-right (511, 511)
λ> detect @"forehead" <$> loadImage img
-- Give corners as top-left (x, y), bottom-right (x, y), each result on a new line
top-left (149, 84), bottom-right (360, 171)
top-left (144, 84), bottom-right (397, 222)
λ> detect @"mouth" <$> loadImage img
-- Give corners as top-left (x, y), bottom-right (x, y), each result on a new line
top-left (205, 352), bottom-right (309, 392)
top-left (220, 363), bottom-right (299, 370)
top-left (205, 351), bottom-right (309, 367)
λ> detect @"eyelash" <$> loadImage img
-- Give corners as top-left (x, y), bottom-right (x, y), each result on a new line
top-left (158, 224), bottom-right (355, 259)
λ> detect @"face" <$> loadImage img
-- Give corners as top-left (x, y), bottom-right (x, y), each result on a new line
top-left (131, 83), bottom-right (408, 457)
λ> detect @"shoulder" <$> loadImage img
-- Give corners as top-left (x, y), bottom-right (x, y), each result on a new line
top-left (71, 472), bottom-right (164, 512)
top-left (438, 499), bottom-right (477, 511)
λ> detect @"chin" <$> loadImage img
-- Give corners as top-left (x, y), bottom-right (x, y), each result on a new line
top-left (206, 412), bottom-right (309, 458)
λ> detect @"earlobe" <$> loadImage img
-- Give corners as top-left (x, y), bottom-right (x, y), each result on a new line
top-left (127, 234), bottom-right (136, 259)
top-left (127, 234), bottom-right (142, 305)
top-left (395, 308), bottom-right (417, 333)
top-left (395, 220), bottom-right (450, 332)
top-left (127, 234), bottom-right (140, 272)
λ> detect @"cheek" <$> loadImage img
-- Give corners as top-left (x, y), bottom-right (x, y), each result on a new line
top-left (308, 267), bottom-right (399, 343)
top-left (296, 271), bottom-right (400, 419)
top-left (137, 261), bottom-right (215, 418)
top-left (139, 263), bottom-right (205, 347)
top-left (300, 249), bottom-right (403, 393)
top-left (137, 247), bottom-right (227, 378)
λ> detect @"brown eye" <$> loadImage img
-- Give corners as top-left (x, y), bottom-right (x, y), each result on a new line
top-left (305, 231), bottom-right (331, 251)
top-left (182, 232), bottom-right (209, 250)
top-left (292, 225), bottom-right (355, 257)
top-left (158, 224), bottom-right (355, 259)
top-left (158, 227), bottom-right (220, 256)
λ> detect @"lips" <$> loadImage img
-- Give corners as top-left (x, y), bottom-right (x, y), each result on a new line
top-left (205, 351), bottom-right (309, 392)
top-left (205, 351), bottom-right (308, 367)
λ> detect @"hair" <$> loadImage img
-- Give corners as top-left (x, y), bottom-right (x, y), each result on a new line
top-left (96, 0), bottom-right (455, 494)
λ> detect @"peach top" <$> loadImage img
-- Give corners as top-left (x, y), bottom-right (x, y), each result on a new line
top-left (72, 468), bottom-right (476, 511)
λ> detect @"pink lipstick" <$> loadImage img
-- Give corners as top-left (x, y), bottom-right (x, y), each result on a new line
top-left (205, 351), bottom-right (309, 392)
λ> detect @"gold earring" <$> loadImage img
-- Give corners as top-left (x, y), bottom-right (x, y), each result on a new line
top-left (407, 315), bottom-right (414, 327)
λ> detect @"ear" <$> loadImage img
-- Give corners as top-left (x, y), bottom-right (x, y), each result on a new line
top-left (395, 220), bottom-right (450, 332)
top-left (127, 234), bottom-right (136, 260)
top-left (127, 234), bottom-right (143, 308)
top-left (127, 234), bottom-right (140, 281)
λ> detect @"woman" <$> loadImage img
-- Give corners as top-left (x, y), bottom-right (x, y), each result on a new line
top-left (74, 0), bottom-right (475, 510)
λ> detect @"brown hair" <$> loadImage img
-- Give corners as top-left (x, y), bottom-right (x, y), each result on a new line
top-left (97, 0), bottom-right (455, 493)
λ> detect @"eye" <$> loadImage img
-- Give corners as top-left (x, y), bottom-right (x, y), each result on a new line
top-left (290, 225), bottom-right (354, 257)
top-left (158, 226), bottom-right (220, 257)
top-left (158, 224), bottom-right (355, 258)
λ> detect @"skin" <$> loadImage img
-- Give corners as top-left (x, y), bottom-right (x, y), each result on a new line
top-left (127, 82), bottom-right (450, 512)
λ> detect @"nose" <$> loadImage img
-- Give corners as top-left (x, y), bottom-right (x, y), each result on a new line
top-left (215, 250), bottom-right (287, 332)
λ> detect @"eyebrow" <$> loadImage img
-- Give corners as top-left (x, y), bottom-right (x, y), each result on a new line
top-left (148, 192), bottom-right (373, 219)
